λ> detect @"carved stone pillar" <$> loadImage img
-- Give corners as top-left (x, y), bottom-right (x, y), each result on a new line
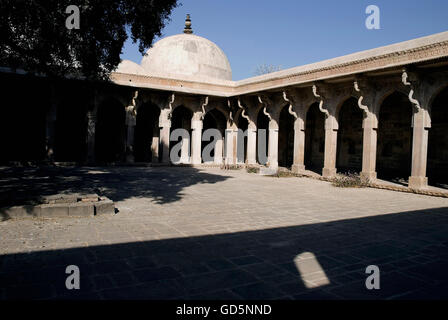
top-left (353, 80), bottom-right (377, 180)
top-left (178, 117), bottom-right (191, 164)
top-left (86, 110), bottom-right (96, 164)
top-left (159, 112), bottom-right (171, 164)
top-left (409, 108), bottom-right (430, 189)
top-left (292, 117), bottom-right (305, 173)
top-left (312, 84), bottom-right (337, 177)
top-left (45, 107), bottom-right (57, 161)
top-left (225, 128), bottom-right (237, 165)
top-left (214, 131), bottom-right (224, 164)
top-left (361, 113), bottom-right (378, 180)
top-left (125, 109), bottom-right (136, 163)
top-left (247, 125), bottom-right (257, 165)
top-left (151, 125), bottom-right (159, 163)
top-left (191, 118), bottom-right (203, 165)
top-left (401, 70), bottom-right (430, 189)
top-left (323, 116), bottom-right (337, 178)
top-left (268, 120), bottom-right (279, 169)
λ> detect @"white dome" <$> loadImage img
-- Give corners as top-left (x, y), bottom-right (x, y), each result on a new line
top-left (115, 60), bottom-right (146, 75)
top-left (140, 33), bottom-right (232, 81)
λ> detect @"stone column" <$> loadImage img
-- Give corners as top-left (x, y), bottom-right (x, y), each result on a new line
top-left (86, 110), bottom-right (96, 164)
top-left (214, 131), bottom-right (224, 164)
top-left (179, 135), bottom-right (190, 164)
top-left (361, 113), bottom-right (378, 180)
top-left (409, 108), bottom-right (430, 189)
top-left (292, 117), bottom-right (305, 173)
top-left (322, 116), bottom-right (337, 177)
top-left (125, 108), bottom-right (136, 163)
top-left (191, 118), bottom-right (203, 165)
top-left (45, 106), bottom-right (57, 162)
top-left (159, 112), bottom-right (171, 164)
top-left (247, 125), bottom-right (257, 165)
top-left (225, 128), bottom-right (236, 165)
top-left (268, 120), bottom-right (279, 169)
top-left (151, 125), bottom-right (159, 163)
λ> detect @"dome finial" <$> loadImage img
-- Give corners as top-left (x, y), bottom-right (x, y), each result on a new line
top-left (184, 14), bottom-right (193, 34)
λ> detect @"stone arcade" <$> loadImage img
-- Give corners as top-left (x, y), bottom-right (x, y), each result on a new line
top-left (1, 16), bottom-right (448, 190)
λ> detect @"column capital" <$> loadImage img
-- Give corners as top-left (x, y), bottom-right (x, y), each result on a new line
top-left (325, 115), bottom-right (338, 131)
top-left (294, 117), bottom-right (305, 131)
top-left (269, 119), bottom-right (279, 130)
top-left (159, 108), bottom-right (172, 128)
top-left (87, 109), bottom-right (96, 119)
top-left (362, 112), bottom-right (378, 129)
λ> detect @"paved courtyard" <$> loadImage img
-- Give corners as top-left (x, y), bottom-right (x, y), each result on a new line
top-left (1, 166), bottom-right (448, 300)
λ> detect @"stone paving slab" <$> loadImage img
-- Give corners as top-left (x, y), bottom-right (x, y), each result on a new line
top-left (1, 166), bottom-right (448, 299)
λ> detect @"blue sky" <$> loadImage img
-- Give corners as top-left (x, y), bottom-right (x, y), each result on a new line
top-left (120, 0), bottom-right (448, 80)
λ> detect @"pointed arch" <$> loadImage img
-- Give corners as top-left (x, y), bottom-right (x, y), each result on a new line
top-left (304, 102), bottom-right (325, 174)
top-left (278, 103), bottom-right (295, 168)
top-left (428, 85), bottom-right (448, 187)
top-left (376, 91), bottom-right (413, 182)
top-left (336, 97), bottom-right (363, 173)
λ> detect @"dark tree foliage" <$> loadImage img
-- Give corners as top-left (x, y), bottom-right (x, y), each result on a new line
top-left (0, 0), bottom-right (178, 80)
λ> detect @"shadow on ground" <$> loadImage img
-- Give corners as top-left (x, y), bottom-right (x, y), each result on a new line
top-left (1, 207), bottom-right (448, 300)
top-left (0, 166), bottom-right (231, 220)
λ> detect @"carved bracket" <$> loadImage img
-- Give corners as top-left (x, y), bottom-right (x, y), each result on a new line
top-left (125, 90), bottom-right (139, 125)
top-left (200, 96), bottom-right (209, 120)
top-left (353, 80), bottom-right (369, 117)
top-left (237, 97), bottom-right (250, 122)
top-left (402, 68), bottom-right (421, 112)
top-left (227, 99), bottom-right (234, 124)
top-left (167, 93), bottom-right (176, 119)
top-left (258, 95), bottom-right (272, 121)
top-left (282, 91), bottom-right (298, 119)
top-left (312, 84), bottom-right (330, 118)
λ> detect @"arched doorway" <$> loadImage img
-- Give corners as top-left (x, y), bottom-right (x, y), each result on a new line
top-left (428, 86), bottom-right (448, 187)
top-left (278, 105), bottom-right (295, 168)
top-left (202, 109), bottom-right (226, 164)
top-left (376, 92), bottom-right (413, 183)
top-left (134, 102), bottom-right (160, 163)
top-left (336, 98), bottom-right (363, 173)
top-left (304, 102), bottom-right (325, 174)
top-left (170, 105), bottom-right (192, 164)
top-left (95, 98), bottom-right (126, 163)
top-left (256, 109), bottom-right (269, 165)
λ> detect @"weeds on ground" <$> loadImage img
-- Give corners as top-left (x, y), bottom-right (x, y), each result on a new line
top-left (246, 167), bottom-right (259, 174)
top-left (220, 164), bottom-right (243, 170)
top-left (331, 172), bottom-right (369, 188)
top-left (270, 170), bottom-right (297, 178)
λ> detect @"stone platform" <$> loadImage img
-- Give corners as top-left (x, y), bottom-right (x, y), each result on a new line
top-left (0, 193), bottom-right (115, 219)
